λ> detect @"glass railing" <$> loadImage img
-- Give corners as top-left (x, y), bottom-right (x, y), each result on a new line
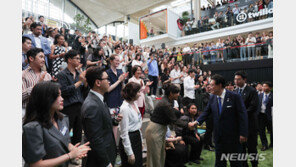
top-left (182, 7), bottom-right (273, 36)
top-left (181, 42), bottom-right (273, 65)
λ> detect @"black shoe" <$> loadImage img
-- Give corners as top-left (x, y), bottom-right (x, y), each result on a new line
top-left (204, 145), bottom-right (215, 151)
top-left (198, 157), bottom-right (204, 161)
top-left (261, 146), bottom-right (268, 151)
top-left (192, 160), bottom-right (201, 164)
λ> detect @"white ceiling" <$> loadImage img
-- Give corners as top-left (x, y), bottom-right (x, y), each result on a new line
top-left (71, 0), bottom-right (174, 27)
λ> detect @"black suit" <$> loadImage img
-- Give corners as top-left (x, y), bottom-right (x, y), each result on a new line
top-left (235, 86), bottom-right (259, 167)
top-left (81, 91), bottom-right (118, 167)
top-left (197, 89), bottom-right (248, 167)
top-left (257, 92), bottom-right (273, 148)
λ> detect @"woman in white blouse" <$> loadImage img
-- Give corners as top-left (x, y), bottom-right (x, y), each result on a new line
top-left (128, 65), bottom-right (153, 118)
top-left (132, 53), bottom-right (145, 68)
top-left (119, 82), bottom-right (143, 167)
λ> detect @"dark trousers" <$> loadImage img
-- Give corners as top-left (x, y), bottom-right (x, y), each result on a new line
top-left (184, 135), bottom-right (203, 161)
top-left (119, 130), bottom-right (143, 167)
top-left (242, 126), bottom-right (258, 167)
top-left (180, 83), bottom-right (184, 97)
top-left (184, 54), bottom-right (192, 66)
top-left (215, 143), bottom-right (243, 167)
top-left (258, 113), bottom-right (273, 147)
top-left (204, 115), bottom-right (214, 147)
top-left (61, 103), bottom-right (82, 145)
top-left (165, 143), bottom-right (187, 167)
top-left (148, 75), bottom-right (158, 95)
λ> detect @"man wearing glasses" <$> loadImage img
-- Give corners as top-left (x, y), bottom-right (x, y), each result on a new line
top-left (56, 50), bottom-right (87, 154)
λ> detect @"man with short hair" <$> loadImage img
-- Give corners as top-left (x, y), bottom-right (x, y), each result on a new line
top-left (256, 83), bottom-right (263, 95)
top-left (148, 52), bottom-right (159, 95)
top-left (257, 81), bottom-right (273, 151)
top-left (232, 4), bottom-right (240, 25)
top-left (195, 74), bottom-right (248, 167)
top-left (56, 49), bottom-right (87, 145)
top-left (246, 33), bottom-right (256, 60)
top-left (22, 36), bottom-right (32, 70)
top-left (38, 15), bottom-right (47, 36)
top-left (234, 71), bottom-right (259, 167)
top-left (23, 22), bottom-right (51, 73)
top-left (82, 66), bottom-right (122, 167)
top-left (22, 48), bottom-right (51, 117)
top-left (183, 69), bottom-right (200, 107)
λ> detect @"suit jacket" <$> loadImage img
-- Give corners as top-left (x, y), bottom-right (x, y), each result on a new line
top-left (81, 91), bottom-right (117, 167)
top-left (257, 92), bottom-right (273, 121)
top-left (235, 86), bottom-right (259, 133)
top-left (22, 116), bottom-right (70, 167)
top-left (197, 89), bottom-right (248, 144)
top-left (23, 34), bottom-right (51, 55)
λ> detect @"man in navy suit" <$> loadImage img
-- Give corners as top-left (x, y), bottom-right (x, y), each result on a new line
top-left (23, 22), bottom-right (51, 73)
top-left (195, 74), bottom-right (248, 167)
top-left (257, 81), bottom-right (273, 151)
top-left (234, 71), bottom-right (259, 167)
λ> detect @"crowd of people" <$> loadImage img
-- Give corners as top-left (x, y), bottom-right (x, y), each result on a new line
top-left (183, 0), bottom-right (273, 35)
top-left (22, 16), bottom-right (273, 167)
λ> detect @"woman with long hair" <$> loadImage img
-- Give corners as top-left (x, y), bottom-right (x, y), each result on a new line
top-left (119, 82), bottom-right (143, 167)
top-left (86, 46), bottom-right (104, 68)
top-left (49, 34), bottom-right (67, 77)
top-left (23, 81), bottom-right (90, 167)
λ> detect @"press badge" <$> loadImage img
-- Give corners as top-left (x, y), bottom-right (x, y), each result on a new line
top-left (60, 126), bottom-right (68, 136)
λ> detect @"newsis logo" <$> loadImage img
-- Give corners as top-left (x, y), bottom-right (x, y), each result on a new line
top-left (236, 8), bottom-right (273, 23)
top-left (220, 153), bottom-right (266, 161)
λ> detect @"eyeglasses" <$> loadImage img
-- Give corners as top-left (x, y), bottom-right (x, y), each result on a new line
top-left (99, 77), bottom-right (108, 81)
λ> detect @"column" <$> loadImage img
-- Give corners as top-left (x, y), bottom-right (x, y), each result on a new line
top-left (193, 0), bottom-right (201, 20)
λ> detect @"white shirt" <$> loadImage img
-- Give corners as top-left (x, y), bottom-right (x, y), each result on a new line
top-left (261, 92), bottom-right (270, 113)
top-left (184, 76), bottom-right (195, 99)
top-left (170, 69), bottom-right (181, 84)
top-left (183, 46), bottom-right (191, 53)
top-left (90, 89), bottom-right (104, 102)
top-left (237, 83), bottom-right (247, 94)
top-left (246, 37), bottom-right (256, 47)
top-left (34, 35), bottom-right (42, 48)
top-left (217, 89), bottom-right (226, 107)
top-left (132, 60), bottom-right (143, 67)
top-left (119, 100), bottom-right (143, 156)
top-left (47, 36), bottom-right (54, 47)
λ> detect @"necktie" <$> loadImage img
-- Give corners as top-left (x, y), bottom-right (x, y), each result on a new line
top-left (218, 97), bottom-right (222, 115)
top-left (263, 94), bottom-right (268, 105)
top-left (238, 88), bottom-right (242, 96)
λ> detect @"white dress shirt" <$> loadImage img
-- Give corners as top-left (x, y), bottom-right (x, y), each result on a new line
top-left (238, 83), bottom-right (247, 94)
top-left (217, 88), bottom-right (226, 107)
top-left (119, 101), bottom-right (143, 156)
top-left (170, 69), bottom-right (181, 84)
top-left (260, 92), bottom-right (270, 113)
top-left (34, 35), bottom-right (42, 48)
top-left (90, 89), bottom-right (104, 102)
top-left (184, 76), bottom-right (195, 99)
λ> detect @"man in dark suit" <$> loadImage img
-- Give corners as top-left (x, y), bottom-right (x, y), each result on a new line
top-left (195, 74), bottom-right (248, 167)
top-left (234, 71), bottom-right (259, 167)
top-left (257, 81), bottom-right (273, 151)
top-left (81, 66), bottom-right (122, 167)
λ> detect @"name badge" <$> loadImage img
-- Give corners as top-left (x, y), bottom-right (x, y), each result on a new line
top-left (60, 126), bottom-right (68, 136)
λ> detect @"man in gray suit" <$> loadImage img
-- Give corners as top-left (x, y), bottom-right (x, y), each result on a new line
top-left (82, 66), bottom-right (122, 167)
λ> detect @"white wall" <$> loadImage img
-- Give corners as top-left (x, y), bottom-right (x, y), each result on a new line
top-left (167, 9), bottom-right (182, 38)
top-left (128, 22), bottom-right (140, 45)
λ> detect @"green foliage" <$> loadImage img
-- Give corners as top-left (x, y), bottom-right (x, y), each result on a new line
top-left (71, 13), bottom-right (92, 34)
top-left (185, 133), bottom-right (273, 167)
